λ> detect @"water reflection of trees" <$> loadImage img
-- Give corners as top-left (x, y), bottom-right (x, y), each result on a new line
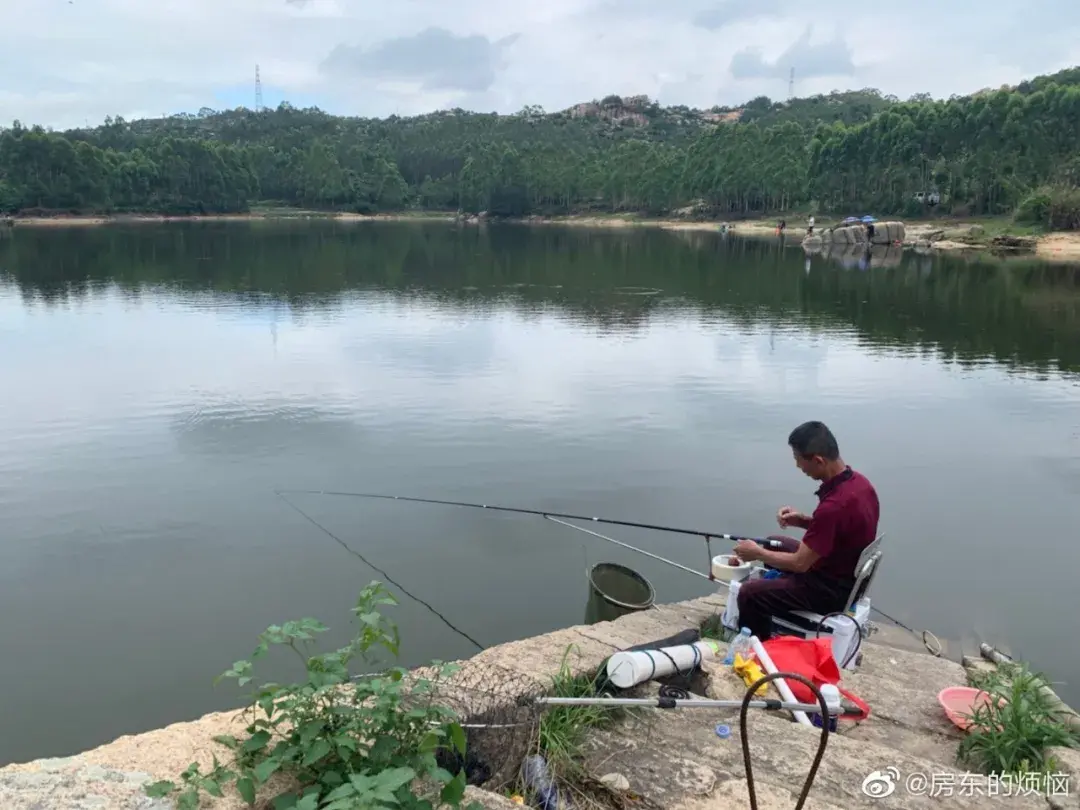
top-left (2, 221), bottom-right (1079, 375)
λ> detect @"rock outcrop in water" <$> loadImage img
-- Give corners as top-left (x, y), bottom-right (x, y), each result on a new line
top-left (806, 221), bottom-right (907, 248)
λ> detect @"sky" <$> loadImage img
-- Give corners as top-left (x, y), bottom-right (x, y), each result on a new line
top-left (2, 0), bottom-right (1079, 130)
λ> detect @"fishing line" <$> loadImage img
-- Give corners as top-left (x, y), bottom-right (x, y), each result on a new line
top-left (275, 492), bottom-right (485, 653)
top-left (545, 515), bottom-right (711, 580)
top-left (278, 489), bottom-right (942, 655)
top-left (862, 605), bottom-right (942, 656)
top-left (274, 489), bottom-right (776, 546)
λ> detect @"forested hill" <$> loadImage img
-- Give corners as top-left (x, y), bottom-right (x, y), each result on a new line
top-left (2, 66), bottom-right (1079, 226)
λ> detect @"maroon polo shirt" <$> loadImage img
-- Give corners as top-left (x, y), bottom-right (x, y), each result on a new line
top-left (801, 467), bottom-right (879, 584)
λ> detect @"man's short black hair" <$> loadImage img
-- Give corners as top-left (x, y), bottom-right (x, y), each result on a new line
top-left (788, 421), bottom-right (840, 460)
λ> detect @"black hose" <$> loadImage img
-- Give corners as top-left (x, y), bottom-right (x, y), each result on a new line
top-left (814, 612), bottom-right (862, 669)
top-left (658, 683), bottom-right (691, 701)
top-left (740, 671), bottom-right (829, 810)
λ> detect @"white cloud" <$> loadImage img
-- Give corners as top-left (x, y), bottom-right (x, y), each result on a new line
top-left (730, 26), bottom-right (854, 81)
top-left (0, 0), bottom-right (1078, 128)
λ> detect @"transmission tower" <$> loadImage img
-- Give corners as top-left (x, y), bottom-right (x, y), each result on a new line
top-left (788, 67), bottom-right (795, 100)
top-left (255, 64), bottom-right (264, 113)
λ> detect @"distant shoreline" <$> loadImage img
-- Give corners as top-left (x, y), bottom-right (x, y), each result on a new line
top-left (7, 210), bottom-right (1080, 262)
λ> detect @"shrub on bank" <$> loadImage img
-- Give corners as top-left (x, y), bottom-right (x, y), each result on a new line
top-left (1014, 185), bottom-right (1080, 231)
top-left (961, 660), bottom-right (1079, 778)
top-left (145, 581), bottom-right (482, 810)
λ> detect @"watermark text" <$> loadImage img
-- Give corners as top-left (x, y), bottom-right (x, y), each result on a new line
top-left (861, 767), bottom-right (1071, 799)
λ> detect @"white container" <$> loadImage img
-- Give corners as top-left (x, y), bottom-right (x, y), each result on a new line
top-left (605, 639), bottom-right (722, 689)
top-left (818, 684), bottom-right (842, 715)
top-left (827, 614), bottom-right (860, 670)
top-left (711, 554), bottom-right (754, 583)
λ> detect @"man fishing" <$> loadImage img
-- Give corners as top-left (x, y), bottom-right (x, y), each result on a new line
top-left (732, 421), bottom-right (880, 641)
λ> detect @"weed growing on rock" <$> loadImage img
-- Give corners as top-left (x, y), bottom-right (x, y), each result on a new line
top-left (699, 614), bottom-right (734, 643)
top-left (960, 660), bottom-right (1079, 778)
top-left (145, 581), bottom-right (482, 810)
top-left (536, 646), bottom-right (620, 781)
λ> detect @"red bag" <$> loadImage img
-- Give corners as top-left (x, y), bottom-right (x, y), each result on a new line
top-left (760, 636), bottom-right (870, 721)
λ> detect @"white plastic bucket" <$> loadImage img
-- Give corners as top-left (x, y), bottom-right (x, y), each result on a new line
top-left (711, 554), bottom-right (754, 583)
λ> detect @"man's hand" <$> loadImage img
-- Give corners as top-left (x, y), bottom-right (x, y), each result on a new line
top-left (777, 506), bottom-right (810, 529)
top-left (734, 540), bottom-right (762, 562)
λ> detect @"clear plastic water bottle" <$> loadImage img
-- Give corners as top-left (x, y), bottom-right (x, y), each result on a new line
top-left (521, 754), bottom-right (560, 810)
top-left (722, 627), bottom-right (753, 665)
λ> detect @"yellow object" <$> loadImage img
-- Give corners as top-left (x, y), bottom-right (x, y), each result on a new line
top-left (733, 653), bottom-right (768, 696)
top-left (510, 796), bottom-right (525, 805)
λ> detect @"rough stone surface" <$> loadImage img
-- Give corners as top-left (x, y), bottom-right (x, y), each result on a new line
top-left (1, 594), bottom-right (1074, 810)
top-left (676, 778), bottom-right (850, 810)
top-left (576, 601), bottom-right (717, 654)
top-left (840, 667), bottom-right (964, 739)
top-left (0, 758), bottom-right (172, 810)
top-left (839, 720), bottom-right (960, 769)
top-left (599, 772), bottom-right (630, 791)
top-left (464, 785), bottom-right (527, 810)
top-left (471, 626), bottom-right (619, 684)
top-left (1047, 747), bottom-right (1080, 810)
top-left (581, 683), bottom-right (1047, 809)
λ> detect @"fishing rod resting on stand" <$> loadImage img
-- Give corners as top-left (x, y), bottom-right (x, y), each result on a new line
top-left (275, 489), bottom-right (788, 576)
top-left (275, 489), bottom-right (940, 653)
top-left (275, 490), bottom-right (934, 807)
top-left (275, 489), bottom-right (782, 543)
top-left (544, 515), bottom-right (713, 581)
top-left (535, 671), bottom-right (835, 810)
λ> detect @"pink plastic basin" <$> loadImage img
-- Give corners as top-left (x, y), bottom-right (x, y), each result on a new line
top-left (938, 686), bottom-right (995, 731)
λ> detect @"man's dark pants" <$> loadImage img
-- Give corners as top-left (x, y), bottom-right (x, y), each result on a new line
top-left (735, 536), bottom-right (852, 641)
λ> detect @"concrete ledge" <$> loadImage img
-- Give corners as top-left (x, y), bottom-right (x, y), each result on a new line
top-left (0, 596), bottom-right (1056, 810)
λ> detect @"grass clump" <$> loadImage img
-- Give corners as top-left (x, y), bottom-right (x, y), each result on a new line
top-left (960, 660), bottom-right (1079, 779)
top-left (535, 646), bottom-right (621, 783)
top-left (145, 581), bottom-right (481, 810)
top-left (700, 614), bottom-right (736, 644)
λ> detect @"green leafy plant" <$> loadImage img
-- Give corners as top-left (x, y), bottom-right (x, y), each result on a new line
top-left (535, 646), bottom-right (620, 782)
top-left (959, 661), bottom-right (1078, 778)
top-left (146, 581), bottom-right (482, 810)
top-left (699, 614), bottom-right (734, 643)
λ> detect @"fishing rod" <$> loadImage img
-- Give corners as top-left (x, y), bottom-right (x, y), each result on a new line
top-left (540, 671), bottom-right (833, 810)
top-left (536, 694), bottom-right (859, 716)
top-left (278, 489), bottom-right (943, 655)
top-left (275, 492), bottom-right (486, 652)
top-left (273, 489), bottom-right (785, 549)
top-left (545, 516), bottom-right (712, 579)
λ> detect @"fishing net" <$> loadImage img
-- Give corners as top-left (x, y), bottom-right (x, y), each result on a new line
top-left (400, 661), bottom-right (547, 791)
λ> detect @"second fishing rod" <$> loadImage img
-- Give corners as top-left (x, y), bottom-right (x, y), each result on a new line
top-left (275, 488), bottom-right (791, 585)
top-left (274, 489), bottom-right (787, 551)
top-left (277, 489), bottom-right (944, 657)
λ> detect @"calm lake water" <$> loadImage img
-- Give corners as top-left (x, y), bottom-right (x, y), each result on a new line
top-left (1, 221), bottom-right (1079, 765)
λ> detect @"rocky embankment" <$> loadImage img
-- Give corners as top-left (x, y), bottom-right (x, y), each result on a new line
top-left (801, 221), bottom-right (906, 249)
top-left (902, 223), bottom-right (1035, 253)
top-left (2, 590), bottom-right (1077, 809)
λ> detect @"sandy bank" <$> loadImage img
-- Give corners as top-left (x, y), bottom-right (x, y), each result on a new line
top-left (10, 213), bottom-right (272, 227)
top-left (7, 211), bottom-right (454, 228)
top-left (4, 212), bottom-right (758, 235)
top-left (7, 213), bottom-right (1078, 262)
top-left (1036, 232), bottom-right (1080, 261)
